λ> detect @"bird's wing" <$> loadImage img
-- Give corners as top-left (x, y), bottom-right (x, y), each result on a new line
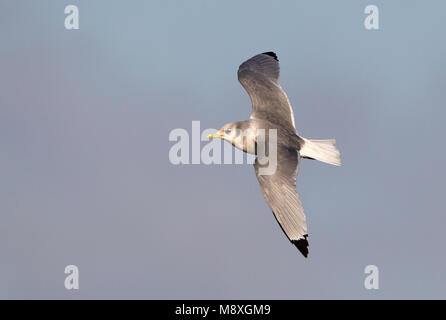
top-left (238, 52), bottom-right (296, 130)
top-left (254, 146), bottom-right (309, 257)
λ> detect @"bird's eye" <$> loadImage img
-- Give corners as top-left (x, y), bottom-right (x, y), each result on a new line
top-left (224, 129), bottom-right (232, 134)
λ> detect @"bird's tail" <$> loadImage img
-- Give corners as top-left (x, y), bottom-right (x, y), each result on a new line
top-left (299, 138), bottom-right (341, 166)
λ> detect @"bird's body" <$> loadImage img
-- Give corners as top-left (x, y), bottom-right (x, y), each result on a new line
top-left (224, 119), bottom-right (302, 155)
top-left (208, 52), bottom-right (341, 257)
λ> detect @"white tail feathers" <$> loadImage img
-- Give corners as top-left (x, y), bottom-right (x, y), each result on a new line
top-left (300, 138), bottom-right (341, 166)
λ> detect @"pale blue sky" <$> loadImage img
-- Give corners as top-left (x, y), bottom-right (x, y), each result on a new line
top-left (1, 0), bottom-right (445, 298)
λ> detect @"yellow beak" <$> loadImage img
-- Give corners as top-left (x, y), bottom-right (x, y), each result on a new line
top-left (207, 132), bottom-right (221, 139)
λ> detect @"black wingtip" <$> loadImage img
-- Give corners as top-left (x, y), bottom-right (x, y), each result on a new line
top-left (292, 235), bottom-right (309, 258)
top-left (262, 51), bottom-right (278, 61)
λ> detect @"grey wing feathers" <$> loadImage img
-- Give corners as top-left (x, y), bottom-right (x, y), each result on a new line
top-left (238, 52), bottom-right (296, 130)
top-left (238, 52), bottom-right (280, 81)
top-left (254, 147), bottom-right (309, 257)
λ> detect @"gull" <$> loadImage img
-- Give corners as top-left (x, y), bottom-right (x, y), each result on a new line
top-left (208, 52), bottom-right (341, 257)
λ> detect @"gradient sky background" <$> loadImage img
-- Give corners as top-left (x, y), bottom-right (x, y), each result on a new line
top-left (1, 0), bottom-right (445, 299)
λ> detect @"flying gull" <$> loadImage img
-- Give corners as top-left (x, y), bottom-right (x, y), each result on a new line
top-left (208, 52), bottom-right (341, 257)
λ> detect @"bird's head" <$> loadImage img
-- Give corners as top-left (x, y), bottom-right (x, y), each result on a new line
top-left (208, 121), bottom-right (258, 155)
top-left (207, 122), bottom-right (240, 142)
